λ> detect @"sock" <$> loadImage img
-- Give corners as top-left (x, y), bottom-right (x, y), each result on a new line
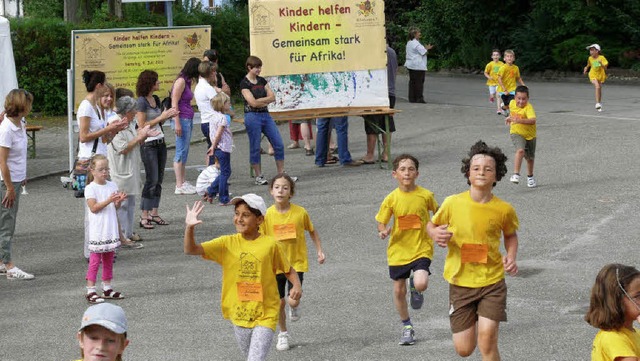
top-left (513, 173), bottom-right (520, 176)
top-left (103, 283), bottom-right (112, 292)
top-left (86, 286), bottom-right (96, 294)
top-left (279, 331), bottom-right (288, 336)
top-left (402, 318), bottom-right (412, 327)
top-left (528, 174), bottom-right (534, 178)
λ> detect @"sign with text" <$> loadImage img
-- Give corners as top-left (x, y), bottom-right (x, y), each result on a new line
top-left (249, 0), bottom-right (385, 76)
top-left (72, 26), bottom-right (210, 110)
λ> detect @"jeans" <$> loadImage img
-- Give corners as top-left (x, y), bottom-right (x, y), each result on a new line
top-left (201, 123), bottom-right (215, 165)
top-left (171, 118), bottom-right (193, 163)
top-left (315, 116), bottom-right (353, 166)
top-left (244, 112), bottom-right (285, 164)
top-left (0, 182), bottom-right (21, 264)
top-left (206, 149), bottom-right (232, 204)
top-left (116, 195), bottom-right (136, 238)
top-left (140, 142), bottom-right (167, 211)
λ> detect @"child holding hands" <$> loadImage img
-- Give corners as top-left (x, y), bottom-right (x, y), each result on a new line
top-left (428, 141), bottom-right (518, 360)
top-left (183, 194), bottom-right (301, 361)
top-left (583, 43), bottom-right (608, 112)
top-left (84, 154), bottom-right (127, 304)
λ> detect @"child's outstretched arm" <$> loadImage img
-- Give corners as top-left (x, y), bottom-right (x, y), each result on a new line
top-left (427, 221), bottom-right (452, 248)
top-left (184, 201), bottom-right (205, 255)
top-left (377, 222), bottom-right (391, 239)
top-left (308, 229), bottom-right (326, 264)
top-left (503, 232), bottom-right (518, 276)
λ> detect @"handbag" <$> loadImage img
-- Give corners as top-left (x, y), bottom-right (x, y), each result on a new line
top-left (71, 138), bottom-right (99, 198)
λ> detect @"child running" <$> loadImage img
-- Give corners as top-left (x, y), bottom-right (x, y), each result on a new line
top-left (585, 263), bottom-right (640, 360)
top-left (484, 49), bottom-right (504, 115)
top-left (505, 85), bottom-right (538, 188)
top-left (428, 140), bottom-right (518, 360)
top-left (583, 43), bottom-right (608, 112)
top-left (183, 194), bottom-right (302, 361)
top-left (496, 49), bottom-right (525, 117)
top-left (84, 154), bottom-right (127, 304)
top-left (261, 174), bottom-right (326, 351)
top-left (375, 154), bottom-right (439, 345)
top-left (75, 303), bottom-right (129, 361)
top-left (203, 92), bottom-right (233, 205)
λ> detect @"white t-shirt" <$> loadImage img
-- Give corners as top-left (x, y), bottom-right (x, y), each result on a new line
top-left (85, 180), bottom-right (121, 253)
top-left (194, 77), bottom-right (218, 125)
top-left (404, 39), bottom-right (428, 71)
top-left (77, 99), bottom-right (108, 158)
top-left (0, 116), bottom-right (27, 182)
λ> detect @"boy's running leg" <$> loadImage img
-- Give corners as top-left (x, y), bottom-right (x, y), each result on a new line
top-left (410, 270), bottom-right (429, 309)
top-left (452, 325), bottom-right (477, 357)
top-left (477, 316), bottom-right (501, 361)
top-left (248, 326), bottom-right (275, 360)
top-left (233, 325), bottom-right (252, 358)
top-left (393, 278), bottom-right (409, 321)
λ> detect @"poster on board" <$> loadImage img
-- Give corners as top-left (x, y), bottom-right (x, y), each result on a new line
top-left (72, 26), bottom-right (211, 110)
top-left (248, 0), bottom-right (388, 112)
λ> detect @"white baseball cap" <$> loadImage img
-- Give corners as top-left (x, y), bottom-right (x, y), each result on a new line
top-left (79, 303), bottom-right (128, 334)
top-left (230, 193), bottom-right (267, 215)
top-left (586, 44), bottom-right (601, 51)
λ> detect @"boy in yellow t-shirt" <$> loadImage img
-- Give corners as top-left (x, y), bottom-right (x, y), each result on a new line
top-left (583, 43), bottom-right (608, 112)
top-left (484, 49), bottom-right (504, 114)
top-left (375, 154), bottom-right (439, 346)
top-left (261, 174), bottom-right (325, 351)
top-left (183, 194), bottom-right (301, 361)
top-left (428, 140), bottom-right (519, 361)
top-left (496, 49), bottom-right (526, 117)
top-left (505, 85), bottom-right (538, 188)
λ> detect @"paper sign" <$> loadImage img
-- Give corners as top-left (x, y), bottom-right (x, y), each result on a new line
top-left (237, 282), bottom-right (264, 302)
top-left (397, 214), bottom-right (422, 231)
top-left (460, 243), bottom-right (489, 264)
top-left (273, 223), bottom-right (297, 241)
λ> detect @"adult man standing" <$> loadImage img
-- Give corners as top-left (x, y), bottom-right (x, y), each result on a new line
top-left (315, 117), bottom-right (362, 167)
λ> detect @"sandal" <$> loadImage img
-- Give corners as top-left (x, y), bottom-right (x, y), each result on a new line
top-left (86, 292), bottom-right (105, 304)
top-left (121, 239), bottom-right (144, 249)
top-left (139, 217), bottom-right (154, 229)
top-left (102, 289), bottom-right (125, 299)
top-left (287, 143), bottom-right (300, 149)
top-left (325, 156), bottom-right (339, 165)
top-left (149, 215), bottom-right (169, 225)
top-left (305, 148), bottom-right (314, 156)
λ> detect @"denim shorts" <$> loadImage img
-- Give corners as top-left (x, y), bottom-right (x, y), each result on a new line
top-left (171, 118), bottom-right (193, 163)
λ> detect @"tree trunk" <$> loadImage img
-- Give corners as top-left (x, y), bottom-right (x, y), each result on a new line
top-left (64, 0), bottom-right (80, 23)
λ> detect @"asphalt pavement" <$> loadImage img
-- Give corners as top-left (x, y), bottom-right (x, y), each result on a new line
top-left (1, 73), bottom-right (640, 361)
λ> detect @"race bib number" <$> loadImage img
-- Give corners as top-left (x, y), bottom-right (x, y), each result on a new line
top-left (397, 214), bottom-right (422, 231)
top-left (237, 282), bottom-right (264, 302)
top-left (460, 243), bottom-right (489, 264)
top-left (273, 223), bottom-right (296, 241)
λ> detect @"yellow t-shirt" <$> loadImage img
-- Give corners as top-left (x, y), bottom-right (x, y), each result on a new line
top-left (261, 203), bottom-right (314, 273)
top-left (497, 63), bottom-right (521, 93)
top-left (591, 328), bottom-right (640, 361)
top-left (508, 100), bottom-right (537, 140)
top-left (375, 186), bottom-right (439, 266)
top-left (588, 55), bottom-right (608, 83)
top-left (485, 61), bottom-right (504, 86)
top-left (431, 191), bottom-right (519, 288)
top-left (201, 233), bottom-right (291, 331)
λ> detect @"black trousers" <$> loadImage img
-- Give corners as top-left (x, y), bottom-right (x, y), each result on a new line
top-left (408, 69), bottom-right (426, 103)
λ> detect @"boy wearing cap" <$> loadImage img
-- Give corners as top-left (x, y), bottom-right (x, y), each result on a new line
top-left (184, 194), bottom-right (301, 361)
top-left (583, 43), bottom-right (608, 112)
top-left (76, 303), bottom-right (129, 361)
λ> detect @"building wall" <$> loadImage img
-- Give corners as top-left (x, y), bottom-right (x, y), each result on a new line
top-left (0, 0), bottom-right (23, 17)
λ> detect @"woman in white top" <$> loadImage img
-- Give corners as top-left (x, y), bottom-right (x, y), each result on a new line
top-left (404, 28), bottom-right (433, 104)
top-left (0, 89), bottom-right (35, 280)
top-left (194, 61), bottom-right (220, 166)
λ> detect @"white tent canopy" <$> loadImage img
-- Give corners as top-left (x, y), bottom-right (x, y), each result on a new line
top-left (0, 16), bottom-right (18, 111)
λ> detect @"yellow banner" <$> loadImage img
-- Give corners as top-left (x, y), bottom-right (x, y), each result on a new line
top-left (249, 0), bottom-right (386, 76)
top-left (72, 26), bottom-right (211, 110)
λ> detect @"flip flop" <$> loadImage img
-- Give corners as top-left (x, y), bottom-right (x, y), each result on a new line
top-left (359, 158), bottom-right (376, 165)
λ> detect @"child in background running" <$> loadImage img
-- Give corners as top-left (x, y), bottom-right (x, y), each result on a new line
top-left (497, 49), bottom-right (526, 116)
top-left (376, 154), bottom-right (439, 346)
top-left (505, 85), bottom-right (538, 188)
top-left (484, 49), bottom-right (504, 114)
top-left (585, 263), bottom-right (640, 360)
top-left (183, 195), bottom-right (302, 361)
top-left (84, 155), bottom-right (127, 304)
top-left (75, 303), bottom-right (129, 361)
top-left (583, 44), bottom-right (608, 112)
top-left (262, 174), bottom-right (326, 351)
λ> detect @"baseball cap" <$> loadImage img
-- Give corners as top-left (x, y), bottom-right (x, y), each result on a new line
top-left (230, 193), bottom-right (267, 215)
top-left (79, 303), bottom-right (128, 334)
top-left (586, 44), bottom-right (601, 51)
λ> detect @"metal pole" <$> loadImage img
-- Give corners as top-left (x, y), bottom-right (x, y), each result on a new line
top-left (165, 1), bottom-right (173, 27)
top-left (67, 69), bottom-right (74, 172)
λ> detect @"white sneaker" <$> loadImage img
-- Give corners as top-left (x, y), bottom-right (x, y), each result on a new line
top-left (175, 184), bottom-right (196, 195)
top-left (595, 103), bottom-right (602, 112)
top-left (527, 176), bottom-right (537, 188)
top-left (255, 175), bottom-right (268, 185)
top-left (289, 305), bottom-right (301, 322)
top-left (0, 263), bottom-right (6, 274)
top-left (510, 174), bottom-right (520, 184)
top-left (6, 267), bottom-right (35, 280)
top-left (276, 332), bottom-right (290, 351)
top-left (182, 182), bottom-right (197, 192)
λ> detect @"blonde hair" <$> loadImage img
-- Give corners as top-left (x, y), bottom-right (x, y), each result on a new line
top-left (79, 329), bottom-right (127, 361)
top-left (4, 89), bottom-right (34, 117)
top-left (504, 49), bottom-right (515, 57)
top-left (87, 154), bottom-right (108, 184)
top-left (99, 83), bottom-right (115, 111)
top-left (211, 92), bottom-right (230, 113)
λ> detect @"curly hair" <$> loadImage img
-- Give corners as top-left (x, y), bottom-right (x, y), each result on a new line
top-left (461, 140), bottom-right (508, 186)
top-left (585, 264), bottom-right (640, 330)
top-left (136, 70), bottom-right (158, 97)
top-left (392, 154), bottom-right (419, 171)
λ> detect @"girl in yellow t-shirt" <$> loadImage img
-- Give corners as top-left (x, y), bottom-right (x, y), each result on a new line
top-left (183, 194), bottom-right (302, 361)
top-left (262, 173), bottom-right (326, 351)
top-left (585, 263), bottom-right (640, 361)
top-left (583, 43), bottom-right (608, 112)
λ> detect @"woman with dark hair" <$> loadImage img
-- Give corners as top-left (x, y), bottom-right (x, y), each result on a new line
top-left (170, 57), bottom-right (201, 195)
top-left (404, 28), bottom-right (433, 103)
top-left (136, 70), bottom-right (178, 229)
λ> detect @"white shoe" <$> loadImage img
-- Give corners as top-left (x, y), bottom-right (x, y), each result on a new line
top-left (595, 103), bottom-right (602, 112)
top-left (0, 263), bottom-right (6, 274)
top-left (276, 332), bottom-right (290, 351)
top-left (6, 267), bottom-right (35, 280)
top-left (175, 184), bottom-right (196, 195)
top-left (182, 182), bottom-right (197, 193)
top-left (289, 305), bottom-right (301, 322)
top-left (527, 176), bottom-right (537, 188)
top-left (510, 174), bottom-right (520, 184)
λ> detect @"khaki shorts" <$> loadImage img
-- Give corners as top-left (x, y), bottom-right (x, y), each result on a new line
top-left (449, 279), bottom-right (507, 333)
top-left (510, 134), bottom-right (536, 160)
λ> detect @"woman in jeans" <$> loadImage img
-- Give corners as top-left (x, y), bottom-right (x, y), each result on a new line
top-left (135, 70), bottom-right (178, 229)
top-left (170, 57), bottom-right (201, 194)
